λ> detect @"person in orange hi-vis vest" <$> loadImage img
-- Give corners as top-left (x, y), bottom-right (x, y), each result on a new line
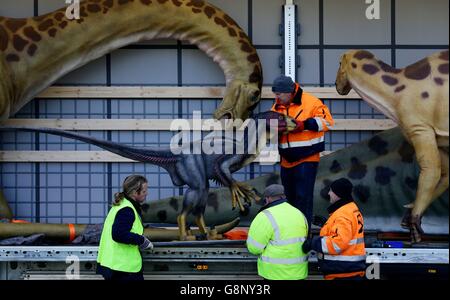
top-left (302, 178), bottom-right (367, 280)
top-left (270, 75), bottom-right (334, 229)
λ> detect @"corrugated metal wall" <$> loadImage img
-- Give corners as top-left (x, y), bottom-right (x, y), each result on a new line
top-left (0, 0), bottom-right (448, 223)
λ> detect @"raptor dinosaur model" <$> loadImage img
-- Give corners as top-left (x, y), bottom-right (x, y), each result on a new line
top-left (1, 111), bottom-right (295, 240)
top-left (143, 127), bottom-right (448, 235)
top-left (0, 0), bottom-right (263, 226)
top-left (335, 49), bottom-right (449, 242)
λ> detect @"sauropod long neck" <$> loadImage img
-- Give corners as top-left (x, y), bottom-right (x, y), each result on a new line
top-left (0, 0), bottom-right (262, 117)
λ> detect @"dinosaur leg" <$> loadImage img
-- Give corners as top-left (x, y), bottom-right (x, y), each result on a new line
top-left (431, 148), bottom-right (449, 200)
top-left (215, 154), bottom-right (259, 211)
top-left (194, 214), bottom-right (208, 235)
top-left (192, 190), bottom-right (209, 240)
top-left (177, 199), bottom-right (194, 241)
top-left (405, 128), bottom-right (441, 243)
top-left (405, 148), bottom-right (450, 230)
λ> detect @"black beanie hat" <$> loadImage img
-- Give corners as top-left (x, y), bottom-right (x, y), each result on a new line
top-left (272, 75), bottom-right (295, 93)
top-left (330, 178), bottom-right (353, 200)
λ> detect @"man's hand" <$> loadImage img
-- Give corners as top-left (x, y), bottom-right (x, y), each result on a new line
top-left (312, 215), bottom-right (327, 227)
top-left (303, 236), bottom-right (324, 254)
top-left (290, 119), bottom-right (305, 133)
top-left (139, 236), bottom-right (154, 251)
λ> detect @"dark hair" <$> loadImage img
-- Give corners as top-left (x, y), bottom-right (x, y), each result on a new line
top-left (113, 175), bottom-right (148, 206)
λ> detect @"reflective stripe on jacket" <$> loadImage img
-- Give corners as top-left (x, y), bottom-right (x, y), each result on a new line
top-left (97, 198), bottom-right (144, 273)
top-left (246, 201), bottom-right (309, 280)
top-left (318, 200), bottom-right (366, 279)
top-left (271, 83), bottom-right (334, 168)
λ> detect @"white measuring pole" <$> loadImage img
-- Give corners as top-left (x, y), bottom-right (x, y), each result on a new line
top-left (283, 0), bottom-right (297, 81)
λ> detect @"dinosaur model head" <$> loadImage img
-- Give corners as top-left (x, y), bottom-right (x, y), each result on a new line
top-left (214, 79), bottom-right (262, 121)
top-left (335, 52), bottom-right (354, 95)
top-left (250, 110), bottom-right (297, 138)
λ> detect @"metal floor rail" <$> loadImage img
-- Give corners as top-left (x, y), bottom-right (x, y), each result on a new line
top-left (0, 246), bottom-right (448, 264)
top-left (0, 245), bottom-right (448, 280)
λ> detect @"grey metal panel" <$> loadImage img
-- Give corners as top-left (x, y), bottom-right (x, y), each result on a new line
top-left (111, 49), bottom-right (178, 85)
top-left (16, 203), bottom-right (33, 219)
top-left (323, 49), bottom-right (391, 85)
top-left (396, 49), bottom-right (444, 68)
top-left (257, 49), bottom-right (282, 85)
top-left (396, 0), bottom-right (449, 45)
top-left (323, 0), bottom-right (391, 45)
top-left (182, 49), bottom-right (225, 85)
top-left (76, 174), bottom-right (90, 187)
top-left (77, 188), bottom-right (89, 202)
top-left (0, 0), bottom-right (34, 17)
top-left (252, 0), bottom-right (284, 45)
top-left (77, 203), bottom-right (90, 217)
top-left (56, 58), bottom-right (107, 85)
top-left (90, 203), bottom-right (105, 217)
top-left (47, 174), bottom-right (61, 187)
top-left (298, 49), bottom-right (320, 85)
top-left (37, 0), bottom-right (67, 15)
top-left (2, 171), bottom-right (16, 190)
top-left (298, 0), bottom-right (320, 45)
top-left (208, 0), bottom-right (248, 33)
top-left (62, 203), bottom-right (75, 216)
top-left (47, 203), bottom-right (61, 217)
top-left (62, 188), bottom-right (75, 202)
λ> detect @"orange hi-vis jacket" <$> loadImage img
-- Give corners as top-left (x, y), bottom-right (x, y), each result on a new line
top-left (316, 199), bottom-right (366, 280)
top-left (271, 83), bottom-right (334, 168)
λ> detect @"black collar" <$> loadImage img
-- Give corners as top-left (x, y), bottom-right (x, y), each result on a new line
top-left (291, 85), bottom-right (304, 105)
top-left (125, 197), bottom-right (143, 217)
top-left (327, 198), bottom-right (354, 214)
top-left (258, 198), bottom-right (287, 213)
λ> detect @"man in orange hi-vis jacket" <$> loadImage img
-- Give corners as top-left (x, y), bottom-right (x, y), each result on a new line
top-left (303, 178), bottom-right (367, 280)
top-left (271, 75), bottom-right (334, 229)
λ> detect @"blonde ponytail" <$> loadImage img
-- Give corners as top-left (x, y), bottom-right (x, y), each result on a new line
top-left (112, 175), bottom-right (148, 206)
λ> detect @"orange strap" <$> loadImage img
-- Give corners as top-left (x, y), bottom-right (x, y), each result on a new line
top-left (11, 219), bottom-right (30, 224)
top-left (324, 271), bottom-right (365, 280)
top-left (223, 229), bottom-right (248, 240)
top-left (68, 223), bottom-right (76, 242)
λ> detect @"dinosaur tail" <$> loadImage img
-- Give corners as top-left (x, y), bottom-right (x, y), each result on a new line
top-left (0, 127), bottom-right (179, 166)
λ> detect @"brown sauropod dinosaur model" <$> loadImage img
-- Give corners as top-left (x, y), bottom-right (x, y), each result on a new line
top-left (0, 0), bottom-right (262, 121)
top-left (0, 0), bottom-right (263, 223)
top-left (336, 49), bottom-right (449, 242)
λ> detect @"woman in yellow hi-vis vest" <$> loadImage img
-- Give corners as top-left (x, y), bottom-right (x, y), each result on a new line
top-left (97, 175), bottom-right (154, 280)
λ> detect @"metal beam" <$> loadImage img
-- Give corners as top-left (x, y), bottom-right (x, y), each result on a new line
top-left (0, 246), bottom-right (448, 264)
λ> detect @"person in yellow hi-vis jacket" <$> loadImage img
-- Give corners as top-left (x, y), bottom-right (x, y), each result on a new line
top-left (97, 175), bottom-right (154, 280)
top-left (246, 184), bottom-right (309, 280)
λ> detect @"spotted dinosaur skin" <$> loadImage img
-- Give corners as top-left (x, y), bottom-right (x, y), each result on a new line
top-left (0, 0), bottom-right (262, 121)
top-left (336, 50), bottom-right (449, 242)
top-left (0, 0), bottom-right (262, 224)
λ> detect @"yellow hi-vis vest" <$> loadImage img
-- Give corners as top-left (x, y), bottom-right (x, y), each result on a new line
top-left (246, 201), bottom-right (309, 280)
top-left (97, 198), bottom-right (144, 273)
